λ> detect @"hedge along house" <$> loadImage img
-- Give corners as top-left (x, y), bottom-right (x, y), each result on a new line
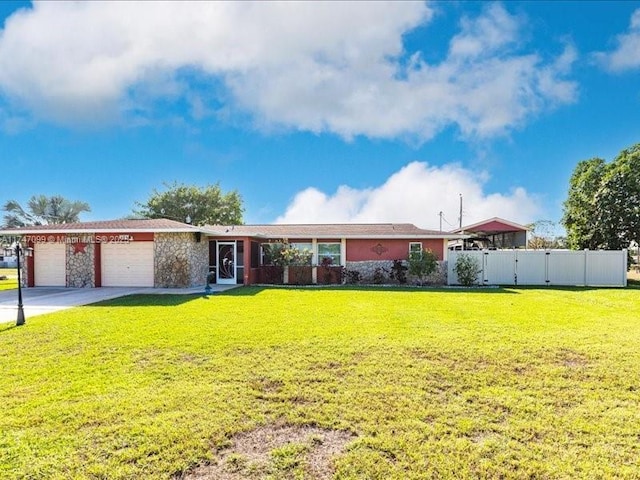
top-left (1, 220), bottom-right (467, 288)
top-left (1, 219), bottom-right (208, 288)
top-left (200, 223), bottom-right (467, 285)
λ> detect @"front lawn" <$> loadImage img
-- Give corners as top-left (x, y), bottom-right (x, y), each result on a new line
top-left (1, 287), bottom-right (639, 479)
top-left (0, 268), bottom-right (17, 290)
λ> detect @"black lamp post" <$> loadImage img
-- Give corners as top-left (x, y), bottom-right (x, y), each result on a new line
top-left (15, 244), bottom-right (25, 326)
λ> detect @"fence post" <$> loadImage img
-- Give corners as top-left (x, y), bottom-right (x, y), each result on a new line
top-left (623, 249), bottom-right (628, 287)
top-left (545, 251), bottom-right (550, 286)
top-left (483, 251), bottom-right (488, 284)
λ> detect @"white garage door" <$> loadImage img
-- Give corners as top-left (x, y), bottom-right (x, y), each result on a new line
top-left (101, 242), bottom-right (154, 287)
top-left (34, 243), bottom-right (66, 286)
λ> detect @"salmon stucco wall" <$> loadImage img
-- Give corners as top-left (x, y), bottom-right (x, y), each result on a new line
top-left (346, 239), bottom-right (444, 261)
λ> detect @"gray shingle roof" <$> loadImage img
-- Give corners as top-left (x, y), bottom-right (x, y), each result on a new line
top-left (0, 218), bottom-right (197, 234)
top-left (202, 223), bottom-right (464, 239)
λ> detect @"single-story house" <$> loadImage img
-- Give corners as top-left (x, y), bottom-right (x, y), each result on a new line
top-left (0, 219), bottom-right (467, 288)
top-left (449, 217), bottom-right (529, 250)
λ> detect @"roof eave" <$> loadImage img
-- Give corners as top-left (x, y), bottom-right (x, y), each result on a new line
top-left (203, 232), bottom-right (469, 240)
top-left (0, 228), bottom-right (202, 235)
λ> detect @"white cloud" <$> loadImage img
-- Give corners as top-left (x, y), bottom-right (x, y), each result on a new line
top-left (594, 8), bottom-right (640, 71)
top-left (0, 2), bottom-right (576, 139)
top-left (275, 162), bottom-right (542, 229)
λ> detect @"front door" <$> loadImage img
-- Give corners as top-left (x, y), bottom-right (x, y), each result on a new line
top-left (217, 242), bottom-right (236, 284)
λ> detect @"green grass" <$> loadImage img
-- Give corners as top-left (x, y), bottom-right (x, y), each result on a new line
top-left (0, 268), bottom-right (17, 290)
top-left (1, 286), bottom-right (640, 479)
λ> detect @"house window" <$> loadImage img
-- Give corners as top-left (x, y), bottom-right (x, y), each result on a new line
top-left (317, 243), bottom-right (341, 266)
top-left (409, 242), bottom-right (423, 254)
top-left (291, 243), bottom-right (313, 265)
top-left (261, 242), bottom-right (313, 265)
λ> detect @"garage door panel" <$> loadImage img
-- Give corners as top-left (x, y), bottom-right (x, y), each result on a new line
top-left (34, 243), bottom-right (66, 286)
top-left (101, 242), bottom-right (154, 287)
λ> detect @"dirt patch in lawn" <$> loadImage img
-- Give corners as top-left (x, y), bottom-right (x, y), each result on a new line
top-left (179, 423), bottom-right (356, 480)
top-left (555, 348), bottom-right (589, 368)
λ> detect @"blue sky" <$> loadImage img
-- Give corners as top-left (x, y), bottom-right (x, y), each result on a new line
top-left (1, 1), bottom-right (639, 231)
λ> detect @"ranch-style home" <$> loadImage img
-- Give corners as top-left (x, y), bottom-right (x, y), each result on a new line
top-left (0, 219), bottom-right (467, 288)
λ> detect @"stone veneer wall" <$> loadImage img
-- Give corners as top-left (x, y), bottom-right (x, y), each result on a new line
top-left (345, 260), bottom-right (448, 285)
top-left (20, 254), bottom-right (28, 288)
top-left (154, 232), bottom-right (208, 288)
top-left (189, 239), bottom-right (209, 287)
top-left (66, 242), bottom-right (95, 287)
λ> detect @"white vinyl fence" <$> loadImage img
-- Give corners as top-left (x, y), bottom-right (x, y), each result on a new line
top-left (448, 249), bottom-right (627, 287)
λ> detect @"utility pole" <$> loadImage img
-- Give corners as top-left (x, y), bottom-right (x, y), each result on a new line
top-left (438, 211), bottom-right (443, 232)
top-left (458, 194), bottom-right (463, 230)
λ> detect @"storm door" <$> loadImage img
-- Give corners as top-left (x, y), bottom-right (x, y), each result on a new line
top-left (216, 242), bottom-right (236, 284)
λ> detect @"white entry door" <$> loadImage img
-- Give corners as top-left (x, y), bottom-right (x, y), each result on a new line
top-left (101, 242), bottom-right (154, 287)
top-left (217, 242), bottom-right (236, 284)
top-left (34, 243), bottom-right (66, 286)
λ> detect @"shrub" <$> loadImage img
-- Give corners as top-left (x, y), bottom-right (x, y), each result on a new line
top-left (343, 269), bottom-right (361, 284)
top-left (372, 267), bottom-right (387, 284)
top-left (408, 249), bottom-right (438, 285)
top-left (390, 259), bottom-right (408, 284)
top-left (454, 254), bottom-right (481, 286)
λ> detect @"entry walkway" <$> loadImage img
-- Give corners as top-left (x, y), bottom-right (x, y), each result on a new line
top-left (0, 285), bottom-right (238, 324)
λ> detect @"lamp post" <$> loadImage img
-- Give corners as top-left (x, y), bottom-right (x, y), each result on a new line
top-left (15, 243), bottom-right (25, 326)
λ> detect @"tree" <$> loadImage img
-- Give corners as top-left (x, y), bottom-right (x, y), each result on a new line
top-left (135, 182), bottom-right (243, 226)
top-left (562, 158), bottom-right (608, 249)
top-left (526, 220), bottom-right (566, 249)
top-left (3, 195), bottom-right (91, 227)
top-left (594, 145), bottom-right (640, 250)
top-left (408, 249), bottom-right (438, 285)
top-left (562, 143), bottom-right (640, 251)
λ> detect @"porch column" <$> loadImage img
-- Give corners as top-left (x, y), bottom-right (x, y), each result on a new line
top-left (243, 237), bottom-right (251, 285)
top-left (340, 238), bottom-right (347, 266)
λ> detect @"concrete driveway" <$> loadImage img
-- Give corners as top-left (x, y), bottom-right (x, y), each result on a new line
top-left (0, 285), bottom-right (237, 324)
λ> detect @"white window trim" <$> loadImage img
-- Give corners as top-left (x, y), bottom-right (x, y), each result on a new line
top-left (317, 242), bottom-right (342, 266)
top-left (409, 242), bottom-right (423, 254)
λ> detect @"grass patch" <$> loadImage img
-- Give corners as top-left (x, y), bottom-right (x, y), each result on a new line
top-left (0, 268), bottom-right (17, 290)
top-left (1, 286), bottom-right (640, 479)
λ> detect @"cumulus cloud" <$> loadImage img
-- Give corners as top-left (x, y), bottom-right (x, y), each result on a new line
top-left (594, 8), bottom-right (640, 71)
top-left (275, 162), bottom-right (542, 229)
top-left (0, 2), bottom-right (576, 139)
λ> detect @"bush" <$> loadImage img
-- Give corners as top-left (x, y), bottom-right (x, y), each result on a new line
top-left (373, 267), bottom-right (387, 284)
top-left (343, 269), bottom-right (361, 284)
top-left (390, 259), bottom-right (408, 284)
top-left (454, 254), bottom-right (481, 286)
top-left (408, 249), bottom-right (438, 285)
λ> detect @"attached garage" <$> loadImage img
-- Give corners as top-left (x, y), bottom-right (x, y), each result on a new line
top-left (34, 242), bottom-right (66, 286)
top-left (101, 242), bottom-right (154, 287)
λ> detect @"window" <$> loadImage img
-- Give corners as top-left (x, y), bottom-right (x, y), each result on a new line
top-left (291, 243), bottom-right (312, 265)
top-left (409, 242), bottom-right (423, 254)
top-left (261, 242), bottom-right (313, 265)
top-left (317, 243), bottom-right (341, 266)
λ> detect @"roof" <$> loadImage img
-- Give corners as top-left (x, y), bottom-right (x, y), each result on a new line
top-left (453, 217), bottom-right (530, 234)
top-left (202, 223), bottom-right (466, 239)
top-left (0, 219), bottom-right (468, 239)
top-left (0, 218), bottom-right (199, 234)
